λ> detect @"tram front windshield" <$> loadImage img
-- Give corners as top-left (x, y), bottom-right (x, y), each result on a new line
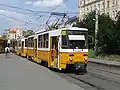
top-left (61, 30), bottom-right (88, 49)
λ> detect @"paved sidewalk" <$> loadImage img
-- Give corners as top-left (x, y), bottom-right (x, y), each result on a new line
top-left (89, 58), bottom-right (120, 68)
top-left (0, 53), bottom-right (84, 90)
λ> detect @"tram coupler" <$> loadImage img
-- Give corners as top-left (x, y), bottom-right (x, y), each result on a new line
top-left (73, 62), bottom-right (87, 72)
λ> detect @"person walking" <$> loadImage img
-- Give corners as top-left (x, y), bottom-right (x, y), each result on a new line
top-left (5, 46), bottom-right (10, 57)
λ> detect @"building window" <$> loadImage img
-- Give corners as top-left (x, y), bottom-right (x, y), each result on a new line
top-left (84, 0), bottom-right (85, 5)
top-left (107, 12), bottom-right (109, 16)
top-left (90, 6), bottom-right (92, 11)
top-left (107, 1), bottom-right (110, 8)
top-left (80, 1), bottom-right (82, 6)
top-left (98, 4), bottom-right (100, 10)
top-left (87, 7), bottom-right (88, 11)
top-left (113, 11), bottom-right (115, 18)
top-left (113, 0), bottom-right (115, 4)
top-left (94, 5), bottom-right (96, 9)
top-left (116, 0), bottom-right (118, 5)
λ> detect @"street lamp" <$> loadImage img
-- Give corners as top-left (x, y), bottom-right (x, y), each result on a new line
top-left (94, 8), bottom-right (99, 55)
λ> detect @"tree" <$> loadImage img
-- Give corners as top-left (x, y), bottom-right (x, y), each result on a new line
top-left (97, 14), bottom-right (116, 54)
top-left (23, 30), bottom-right (35, 37)
top-left (2, 34), bottom-right (7, 39)
top-left (79, 12), bottom-right (117, 55)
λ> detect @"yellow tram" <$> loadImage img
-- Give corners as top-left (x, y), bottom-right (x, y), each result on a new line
top-left (16, 37), bottom-right (27, 57)
top-left (16, 38), bottom-right (22, 55)
top-left (17, 27), bottom-right (88, 72)
top-left (21, 38), bottom-right (28, 57)
top-left (0, 37), bottom-right (7, 53)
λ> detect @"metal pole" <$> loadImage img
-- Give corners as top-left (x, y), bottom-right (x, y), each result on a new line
top-left (94, 8), bottom-right (98, 54)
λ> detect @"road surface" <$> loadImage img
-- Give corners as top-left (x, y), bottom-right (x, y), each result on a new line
top-left (57, 62), bottom-right (120, 90)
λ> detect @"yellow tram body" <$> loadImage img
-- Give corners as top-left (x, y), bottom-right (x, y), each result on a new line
top-left (27, 35), bottom-right (34, 59)
top-left (16, 38), bottom-right (27, 57)
top-left (36, 27), bottom-right (88, 71)
top-left (21, 38), bottom-right (28, 57)
top-left (17, 27), bottom-right (88, 71)
top-left (16, 39), bottom-right (21, 55)
top-left (0, 37), bottom-right (6, 53)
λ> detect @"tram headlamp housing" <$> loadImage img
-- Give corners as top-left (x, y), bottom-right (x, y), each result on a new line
top-left (69, 57), bottom-right (73, 61)
top-left (84, 57), bottom-right (88, 63)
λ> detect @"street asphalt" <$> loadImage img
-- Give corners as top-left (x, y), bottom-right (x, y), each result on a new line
top-left (0, 53), bottom-right (84, 90)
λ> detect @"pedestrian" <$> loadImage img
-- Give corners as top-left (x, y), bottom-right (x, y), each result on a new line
top-left (5, 46), bottom-right (10, 57)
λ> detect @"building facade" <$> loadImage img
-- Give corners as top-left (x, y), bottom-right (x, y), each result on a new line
top-left (79, 0), bottom-right (120, 20)
top-left (7, 27), bottom-right (23, 40)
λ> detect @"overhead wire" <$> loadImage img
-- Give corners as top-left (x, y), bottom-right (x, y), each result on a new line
top-left (21, 0), bottom-right (69, 27)
top-left (0, 13), bottom-right (40, 26)
top-left (0, 0), bottom-right (75, 30)
top-left (0, 3), bottom-right (78, 15)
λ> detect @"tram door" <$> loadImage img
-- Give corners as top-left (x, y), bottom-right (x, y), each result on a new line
top-left (50, 36), bottom-right (59, 68)
top-left (21, 41), bottom-right (24, 54)
top-left (34, 39), bottom-right (37, 61)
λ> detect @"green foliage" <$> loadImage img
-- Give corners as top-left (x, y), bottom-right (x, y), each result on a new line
top-left (97, 14), bottom-right (116, 54)
top-left (72, 18), bottom-right (85, 28)
top-left (23, 30), bottom-right (35, 37)
top-left (73, 11), bottom-right (120, 55)
top-left (48, 26), bottom-right (58, 30)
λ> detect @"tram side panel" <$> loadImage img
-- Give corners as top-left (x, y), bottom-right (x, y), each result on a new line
top-left (21, 39), bottom-right (28, 57)
top-left (37, 33), bottom-right (50, 64)
top-left (27, 36), bottom-right (34, 59)
top-left (37, 49), bottom-right (50, 63)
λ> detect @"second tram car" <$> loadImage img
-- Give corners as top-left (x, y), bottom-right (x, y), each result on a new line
top-left (0, 37), bottom-right (7, 53)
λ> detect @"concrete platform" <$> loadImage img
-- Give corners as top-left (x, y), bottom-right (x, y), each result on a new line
top-left (0, 54), bottom-right (84, 90)
top-left (89, 58), bottom-right (120, 68)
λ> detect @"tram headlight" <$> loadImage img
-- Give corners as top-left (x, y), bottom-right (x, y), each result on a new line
top-left (69, 57), bottom-right (73, 61)
top-left (84, 57), bottom-right (88, 63)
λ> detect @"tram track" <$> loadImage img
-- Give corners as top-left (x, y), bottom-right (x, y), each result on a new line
top-left (87, 71), bottom-right (120, 84)
top-left (66, 73), bottom-right (106, 90)
top-left (62, 70), bottom-right (120, 90)
top-left (91, 68), bottom-right (120, 75)
top-left (56, 66), bottom-right (120, 90)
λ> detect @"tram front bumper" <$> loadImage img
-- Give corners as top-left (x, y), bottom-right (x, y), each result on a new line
top-left (66, 62), bottom-right (87, 72)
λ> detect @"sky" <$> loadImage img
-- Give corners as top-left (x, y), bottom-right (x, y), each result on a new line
top-left (0, 0), bottom-right (79, 34)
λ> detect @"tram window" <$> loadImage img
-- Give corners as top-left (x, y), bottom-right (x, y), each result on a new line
top-left (38, 34), bottom-right (49, 48)
top-left (38, 35), bottom-right (43, 48)
top-left (62, 35), bottom-right (68, 48)
top-left (29, 38), bottom-right (31, 47)
top-left (38, 35), bottom-right (40, 48)
top-left (43, 34), bottom-right (45, 48)
top-left (28, 38), bottom-right (30, 47)
top-left (31, 37), bottom-right (34, 47)
top-left (69, 40), bottom-right (86, 49)
top-left (19, 42), bottom-right (21, 47)
top-left (25, 39), bottom-right (27, 47)
top-left (45, 33), bottom-right (49, 48)
top-left (40, 35), bottom-right (42, 48)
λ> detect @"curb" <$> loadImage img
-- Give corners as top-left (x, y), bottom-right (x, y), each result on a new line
top-left (88, 60), bottom-right (120, 68)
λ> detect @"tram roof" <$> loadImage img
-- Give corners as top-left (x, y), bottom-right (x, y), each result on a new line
top-left (67, 27), bottom-right (88, 31)
top-left (27, 34), bottom-right (36, 38)
top-left (35, 27), bottom-right (88, 34)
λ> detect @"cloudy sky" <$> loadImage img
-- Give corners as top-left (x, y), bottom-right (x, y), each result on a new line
top-left (0, 0), bottom-right (79, 34)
